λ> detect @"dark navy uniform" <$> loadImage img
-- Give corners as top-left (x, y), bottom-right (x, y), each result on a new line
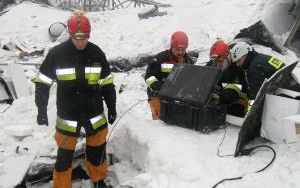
top-left (242, 50), bottom-right (285, 100)
top-left (34, 39), bottom-right (115, 135)
top-left (33, 39), bottom-right (116, 184)
top-left (145, 50), bottom-right (194, 97)
top-left (206, 60), bottom-right (249, 117)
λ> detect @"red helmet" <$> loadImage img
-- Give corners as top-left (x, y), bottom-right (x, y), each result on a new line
top-left (209, 40), bottom-right (229, 62)
top-left (171, 31), bottom-right (188, 49)
top-left (67, 13), bottom-right (91, 40)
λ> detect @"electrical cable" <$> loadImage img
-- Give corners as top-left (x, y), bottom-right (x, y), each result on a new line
top-left (212, 145), bottom-right (276, 188)
top-left (240, 145), bottom-right (276, 173)
top-left (96, 98), bottom-right (148, 187)
top-left (216, 124), bottom-right (234, 157)
top-left (100, 98), bottom-right (147, 153)
top-left (102, 98), bottom-right (277, 188)
top-left (106, 99), bottom-right (148, 143)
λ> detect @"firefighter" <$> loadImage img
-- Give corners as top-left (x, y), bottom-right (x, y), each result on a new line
top-left (145, 31), bottom-right (194, 119)
top-left (208, 39), bottom-right (249, 117)
top-left (33, 12), bottom-right (116, 188)
top-left (231, 41), bottom-right (285, 100)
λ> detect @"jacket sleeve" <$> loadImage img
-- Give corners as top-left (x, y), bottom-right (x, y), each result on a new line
top-left (219, 83), bottom-right (240, 104)
top-left (145, 57), bottom-right (162, 91)
top-left (32, 50), bottom-right (55, 111)
top-left (247, 70), bottom-right (265, 100)
top-left (228, 65), bottom-right (249, 96)
top-left (247, 56), bottom-right (285, 100)
top-left (99, 51), bottom-right (116, 111)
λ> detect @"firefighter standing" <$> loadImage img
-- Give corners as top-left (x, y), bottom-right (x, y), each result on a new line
top-left (145, 31), bottom-right (194, 119)
top-left (208, 39), bottom-right (249, 117)
top-left (230, 42), bottom-right (285, 100)
top-left (33, 12), bottom-right (116, 188)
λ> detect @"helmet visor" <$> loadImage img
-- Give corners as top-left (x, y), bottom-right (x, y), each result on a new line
top-left (72, 32), bottom-right (90, 40)
top-left (210, 54), bottom-right (227, 62)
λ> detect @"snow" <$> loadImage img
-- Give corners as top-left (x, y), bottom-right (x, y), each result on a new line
top-left (0, 0), bottom-right (299, 188)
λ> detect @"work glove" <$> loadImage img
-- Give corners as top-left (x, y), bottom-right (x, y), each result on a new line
top-left (108, 107), bottom-right (117, 124)
top-left (150, 81), bottom-right (162, 92)
top-left (150, 81), bottom-right (162, 97)
top-left (37, 109), bottom-right (48, 126)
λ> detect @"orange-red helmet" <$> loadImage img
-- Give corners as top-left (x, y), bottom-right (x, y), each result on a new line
top-left (210, 39), bottom-right (231, 70)
top-left (209, 40), bottom-right (230, 62)
top-left (67, 13), bottom-right (91, 40)
top-left (170, 31), bottom-right (188, 49)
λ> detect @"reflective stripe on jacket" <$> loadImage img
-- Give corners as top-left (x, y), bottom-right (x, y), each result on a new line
top-left (56, 113), bottom-right (107, 133)
top-left (144, 50), bottom-right (194, 97)
top-left (33, 39), bottom-right (116, 121)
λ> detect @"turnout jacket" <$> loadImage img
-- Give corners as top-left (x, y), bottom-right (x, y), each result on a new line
top-left (145, 50), bottom-right (194, 98)
top-left (206, 60), bottom-right (248, 105)
top-left (242, 51), bottom-right (285, 100)
top-left (34, 39), bottom-right (116, 128)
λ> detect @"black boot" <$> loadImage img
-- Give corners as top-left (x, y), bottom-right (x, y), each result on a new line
top-left (94, 180), bottom-right (113, 188)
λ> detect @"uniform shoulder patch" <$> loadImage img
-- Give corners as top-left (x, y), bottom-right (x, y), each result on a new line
top-left (267, 56), bottom-right (284, 69)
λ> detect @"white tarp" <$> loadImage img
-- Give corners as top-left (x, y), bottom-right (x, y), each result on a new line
top-left (261, 93), bottom-right (300, 143)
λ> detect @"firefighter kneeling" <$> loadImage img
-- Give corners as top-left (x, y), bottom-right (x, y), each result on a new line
top-left (145, 31), bottom-right (194, 119)
top-left (207, 39), bottom-right (249, 117)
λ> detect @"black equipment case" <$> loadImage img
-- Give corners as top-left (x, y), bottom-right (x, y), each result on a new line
top-left (159, 64), bottom-right (226, 132)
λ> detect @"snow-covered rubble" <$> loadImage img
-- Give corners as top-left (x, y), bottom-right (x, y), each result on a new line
top-left (0, 0), bottom-right (299, 188)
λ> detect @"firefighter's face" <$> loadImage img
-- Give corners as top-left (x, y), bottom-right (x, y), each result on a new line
top-left (216, 59), bottom-right (230, 71)
top-left (71, 38), bottom-right (89, 50)
top-left (235, 55), bottom-right (247, 68)
top-left (211, 54), bottom-right (230, 71)
top-left (171, 47), bottom-right (186, 57)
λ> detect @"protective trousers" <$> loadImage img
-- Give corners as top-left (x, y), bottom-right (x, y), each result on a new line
top-left (53, 128), bottom-right (108, 188)
top-left (148, 97), bottom-right (160, 120)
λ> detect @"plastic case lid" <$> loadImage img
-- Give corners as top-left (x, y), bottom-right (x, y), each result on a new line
top-left (159, 64), bottom-right (221, 106)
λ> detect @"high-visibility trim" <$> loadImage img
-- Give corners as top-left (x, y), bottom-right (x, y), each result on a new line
top-left (222, 83), bottom-right (242, 90)
top-left (146, 76), bottom-right (158, 87)
top-left (56, 68), bottom-right (76, 81)
top-left (161, 63), bottom-right (174, 73)
top-left (85, 67), bottom-right (101, 84)
top-left (32, 73), bottom-right (53, 86)
top-left (99, 74), bottom-right (114, 87)
top-left (239, 93), bottom-right (248, 101)
top-left (85, 67), bottom-right (102, 73)
top-left (224, 83), bottom-right (242, 95)
top-left (56, 116), bottom-right (77, 133)
top-left (268, 56), bottom-right (284, 70)
top-left (90, 113), bottom-right (107, 129)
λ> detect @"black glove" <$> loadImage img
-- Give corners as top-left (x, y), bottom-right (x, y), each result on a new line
top-left (108, 108), bottom-right (117, 124)
top-left (150, 81), bottom-right (162, 92)
top-left (37, 109), bottom-right (48, 126)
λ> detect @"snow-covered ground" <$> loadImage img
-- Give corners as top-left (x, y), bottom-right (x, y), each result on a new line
top-left (0, 0), bottom-right (299, 188)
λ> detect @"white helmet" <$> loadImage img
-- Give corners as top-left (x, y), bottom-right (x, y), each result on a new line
top-left (230, 42), bottom-right (253, 62)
